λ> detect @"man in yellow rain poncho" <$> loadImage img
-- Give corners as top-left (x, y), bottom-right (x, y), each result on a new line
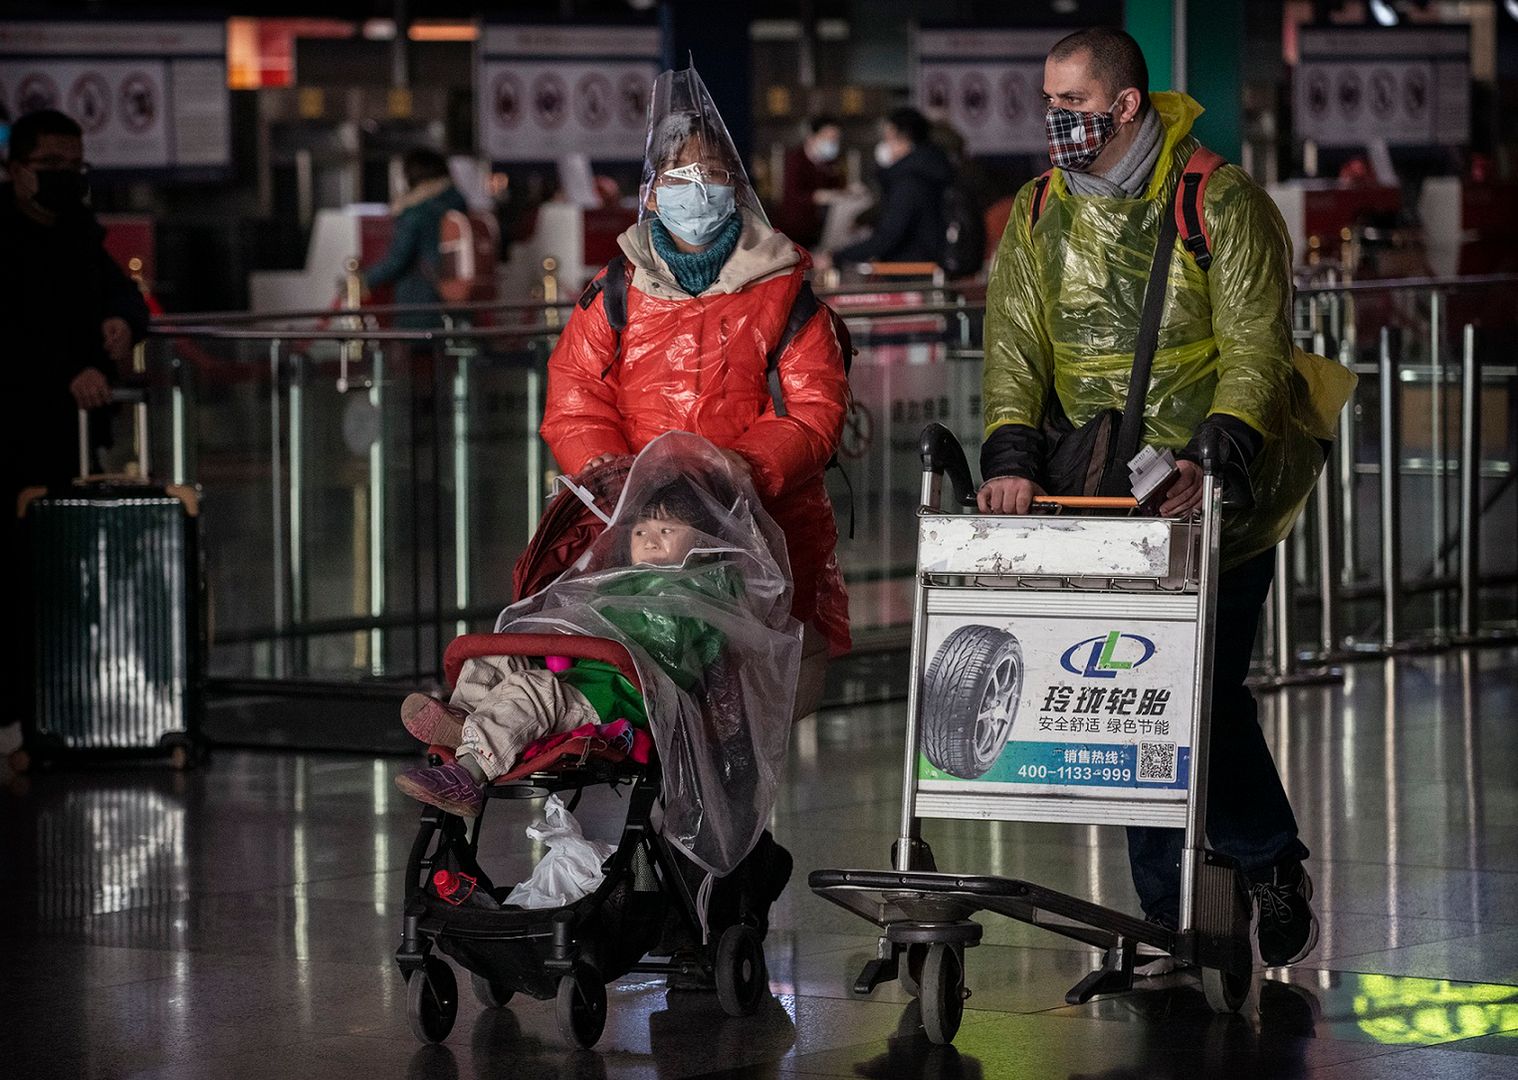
top-left (979, 27), bottom-right (1353, 972)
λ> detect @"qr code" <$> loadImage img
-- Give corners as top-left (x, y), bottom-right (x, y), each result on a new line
top-left (1137, 742), bottom-right (1176, 783)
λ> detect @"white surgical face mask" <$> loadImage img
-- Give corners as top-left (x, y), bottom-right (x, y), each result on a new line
top-left (812, 137), bottom-right (840, 163)
top-left (655, 182), bottom-right (737, 247)
top-left (874, 140), bottom-right (896, 169)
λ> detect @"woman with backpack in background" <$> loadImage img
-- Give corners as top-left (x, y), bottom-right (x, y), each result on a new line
top-left (540, 65), bottom-right (851, 721)
top-left (361, 148), bottom-right (467, 329)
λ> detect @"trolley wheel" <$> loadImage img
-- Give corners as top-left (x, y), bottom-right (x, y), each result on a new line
top-left (406, 957), bottom-right (459, 1044)
top-left (8, 748), bottom-right (31, 775)
top-left (715, 924), bottom-right (768, 1017)
top-left (922, 626), bottom-right (1024, 780)
top-left (556, 968), bottom-right (607, 1049)
top-left (470, 971), bottom-right (515, 1009)
top-left (899, 942), bottom-right (928, 998)
top-left (1202, 966), bottom-right (1250, 1014)
top-left (919, 943), bottom-right (966, 1045)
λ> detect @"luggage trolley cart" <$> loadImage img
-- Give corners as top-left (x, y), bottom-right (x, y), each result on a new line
top-left (810, 423), bottom-right (1253, 1044)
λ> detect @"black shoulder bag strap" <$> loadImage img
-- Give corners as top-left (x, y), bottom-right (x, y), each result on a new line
top-left (1104, 187), bottom-right (1182, 492)
top-left (763, 282), bottom-right (820, 418)
top-left (574, 254), bottom-right (630, 379)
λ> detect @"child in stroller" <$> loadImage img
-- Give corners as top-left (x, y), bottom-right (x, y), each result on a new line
top-left (395, 473), bottom-right (749, 818)
top-left (394, 433), bottom-right (802, 1049)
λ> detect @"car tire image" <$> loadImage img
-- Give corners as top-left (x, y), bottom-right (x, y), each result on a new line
top-left (921, 625), bottom-right (1024, 780)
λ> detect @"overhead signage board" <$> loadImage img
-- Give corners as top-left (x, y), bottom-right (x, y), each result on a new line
top-left (0, 21), bottom-right (230, 171)
top-left (915, 29), bottom-right (1065, 157)
top-left (478, 25), bottom-right (661, 163)
top-left (1294, 26), bottom-right (1470, 149)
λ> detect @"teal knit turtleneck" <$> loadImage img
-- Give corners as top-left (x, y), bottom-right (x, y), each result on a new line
top-left (651, 214), bottom-right (743, 296)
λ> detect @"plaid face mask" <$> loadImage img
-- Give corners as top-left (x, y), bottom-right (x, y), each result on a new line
top-left (1045, 103), bottom-right (1118, 171)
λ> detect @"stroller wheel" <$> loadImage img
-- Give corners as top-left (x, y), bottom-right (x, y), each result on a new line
top-left (556, 969), bottom-right (607, 1049)
top-left (919, 943), bottom-right (966, 1046)
top-left (470, 971), bottom-right (515, 1009)
top-left (715, 924), bottom-right (769, 1017)
top-left (406, 957), bottom-right (459, 1044)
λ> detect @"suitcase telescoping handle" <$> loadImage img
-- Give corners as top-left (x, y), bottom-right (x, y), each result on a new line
top-left (78, 385), bottom-right (149, 480)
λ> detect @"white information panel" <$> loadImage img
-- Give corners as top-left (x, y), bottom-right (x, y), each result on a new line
top-left (914, 28), bottom-right (1064, 157)
top-left (0, 21), bottom-right (229, 170)
top-left (915, 595), bottom-right (1197, 804)
top-left (478, 25), bottom-right (661, 163)
top-left (1294, 26), bottom-right (1469, 149)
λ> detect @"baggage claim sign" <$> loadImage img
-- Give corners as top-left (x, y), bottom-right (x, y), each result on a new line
top-left (0, 21), bottom-right (230, 171)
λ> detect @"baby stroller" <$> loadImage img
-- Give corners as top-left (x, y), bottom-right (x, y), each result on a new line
top-left (395, 451), bottom-right (793, 1050)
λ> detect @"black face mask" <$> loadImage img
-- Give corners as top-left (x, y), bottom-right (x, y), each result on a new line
top-left (31, 169), bottom-right (90, 214)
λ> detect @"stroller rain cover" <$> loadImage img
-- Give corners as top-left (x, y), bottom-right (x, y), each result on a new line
top-left (494, 432), bottom-right (802, 877)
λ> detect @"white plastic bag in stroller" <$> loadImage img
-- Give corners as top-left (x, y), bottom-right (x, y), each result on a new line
top-left (505, 795), bottom-right (616, 909)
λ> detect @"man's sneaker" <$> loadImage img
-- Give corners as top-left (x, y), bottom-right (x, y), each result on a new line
top-left (401, 693), bottom-right (466, 749)
top-left (1135, 914), bottom-right (1185, 977)
top-left (394, 760), bottom-right (484, 818)
top-left (1253, 862), bottom-right (1319, 967)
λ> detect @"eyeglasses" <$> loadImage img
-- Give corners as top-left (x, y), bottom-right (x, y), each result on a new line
top-left (23, 156), bottom-right (90, 176)
top-left (657, 162), bottom-right (735, 189)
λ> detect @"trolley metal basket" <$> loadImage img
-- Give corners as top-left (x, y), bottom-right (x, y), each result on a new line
top-left (810, 423), bottom-right (1253, 1044)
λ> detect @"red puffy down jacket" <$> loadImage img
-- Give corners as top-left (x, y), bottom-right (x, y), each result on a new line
top-left (539, 215), bottom-right (851, 655)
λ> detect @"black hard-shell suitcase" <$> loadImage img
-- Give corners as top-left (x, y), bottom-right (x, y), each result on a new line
top-left (11, 401), bottom-right (204, 771)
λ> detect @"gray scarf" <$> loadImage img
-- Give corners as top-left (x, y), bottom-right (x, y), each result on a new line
top-left (1063, 107), bottom-right (1164, 199)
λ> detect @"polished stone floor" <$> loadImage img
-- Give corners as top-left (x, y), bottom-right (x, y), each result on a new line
top-left (5, 648), bottom-right (1518, 1078)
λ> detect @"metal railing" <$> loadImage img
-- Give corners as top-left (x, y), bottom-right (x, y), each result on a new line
top-left (134, 273), bottom-right (1516, 718)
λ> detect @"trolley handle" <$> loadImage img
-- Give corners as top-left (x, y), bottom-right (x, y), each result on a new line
top-left (918, 422), bottom-right (978, 507)
top-left (1195, 425), bottom-right (1220, 477)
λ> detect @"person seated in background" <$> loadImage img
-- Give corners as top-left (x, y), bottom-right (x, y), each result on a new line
top-left (818, 106), bottom-right (954, 271)
top-left (361, 148), bottom-right (466, 329)
top-left (774, 115), bottom-right (845, 251)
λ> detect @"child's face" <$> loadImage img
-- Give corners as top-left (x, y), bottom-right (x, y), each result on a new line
top-left (631, 513), bottom-right (699, 566)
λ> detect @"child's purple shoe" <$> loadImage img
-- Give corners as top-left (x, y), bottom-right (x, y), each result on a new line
top-left (395, 760), bottom-right (485, 818)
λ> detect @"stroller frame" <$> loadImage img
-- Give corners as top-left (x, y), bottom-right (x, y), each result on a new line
top-left (396, 633), bottom-right (773, 1049)
top-left (810, 424), bottom-right (1254, 1044)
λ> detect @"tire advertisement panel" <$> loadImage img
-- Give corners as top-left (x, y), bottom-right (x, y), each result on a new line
top-left (1293, 26), bottom-right (1469, 149)
top-left (478, 25), bottom-right (660, 163)
top-left (916, 611), bottom-right (1196, 801)
top-left (914, 29), bottom-right (1064, 157)
top-left (0, 21), bottom-right (229, 170)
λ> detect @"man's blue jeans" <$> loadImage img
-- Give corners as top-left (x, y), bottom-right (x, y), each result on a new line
top-left (1126, 548), bottom-right (1310, 924)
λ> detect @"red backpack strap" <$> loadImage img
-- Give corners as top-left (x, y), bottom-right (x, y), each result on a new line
top-left (1175, 146), bottom-right (1225, 271)
top-left (1029, 170), bottom-right (1054, 231)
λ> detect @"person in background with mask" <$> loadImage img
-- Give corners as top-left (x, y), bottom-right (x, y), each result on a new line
top-left (1, 108), bottom-right (150, 723)
top-left (818, 106), bottom-right (953, 271)
top-left (979, 27), bottom-right (1326, 975)
top-left (361, 147), bottom-right (467, 329)
top-left (775, 115), bottom-right (844, 251)
top-left (1, 108), bottom-right (148, 483)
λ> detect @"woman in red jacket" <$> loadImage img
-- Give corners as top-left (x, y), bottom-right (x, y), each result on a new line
top-left (540, 67), bottom-right (850, 717)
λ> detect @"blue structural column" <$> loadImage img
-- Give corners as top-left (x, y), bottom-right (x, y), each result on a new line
top-left (661, 0), bottom-right (756, 162)
top-left (1125, 0), bottom-right (1244, 162)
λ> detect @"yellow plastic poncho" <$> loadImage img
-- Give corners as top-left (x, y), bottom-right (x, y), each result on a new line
top-left (984, 91), bottom-right (1355, 567)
